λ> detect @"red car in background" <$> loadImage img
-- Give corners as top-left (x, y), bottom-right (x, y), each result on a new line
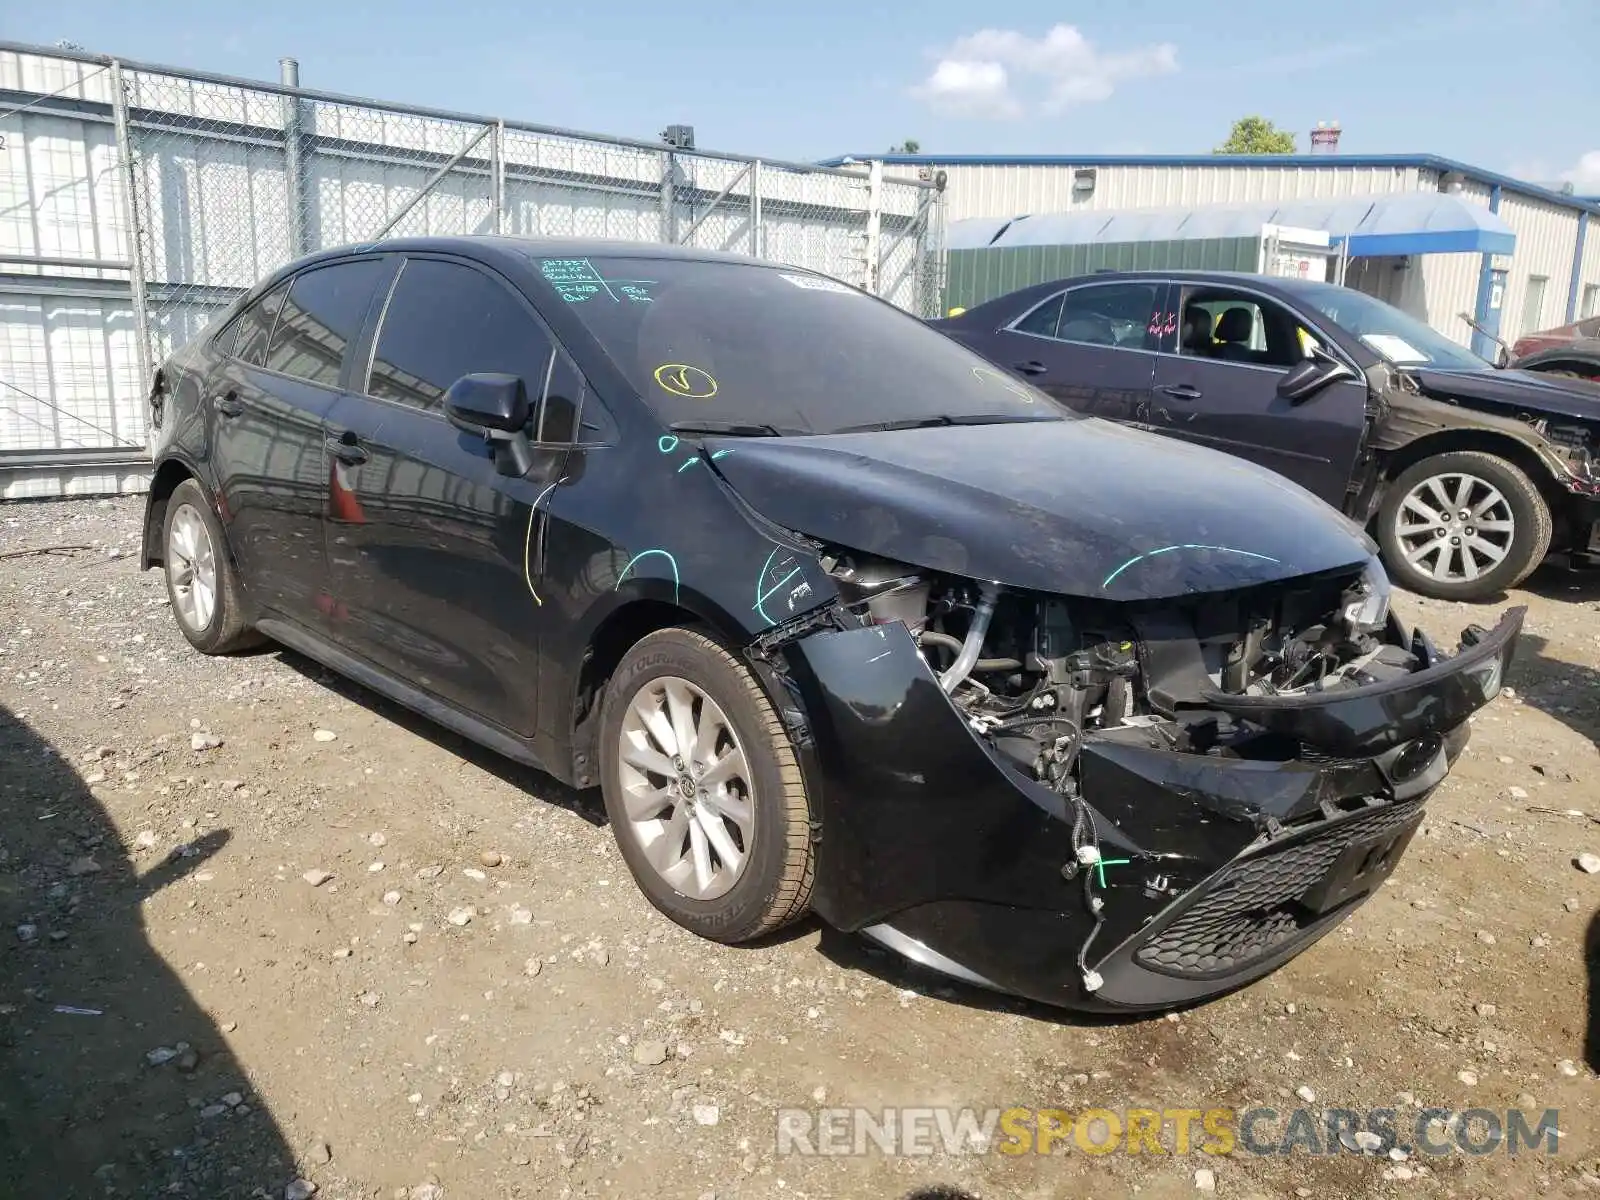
top-left (1510, 316), bottom-right (1600, 383)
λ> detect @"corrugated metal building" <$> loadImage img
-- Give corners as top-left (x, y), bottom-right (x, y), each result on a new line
top-left (823, 153), bottom-right (1600, 357)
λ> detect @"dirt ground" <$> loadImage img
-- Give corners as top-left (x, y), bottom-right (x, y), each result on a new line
top-left (1, 494), bottom-right (1598, 1200)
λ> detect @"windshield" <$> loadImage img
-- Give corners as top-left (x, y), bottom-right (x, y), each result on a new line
top-left (524, 255), bottom-right (1063, 434)
top-left (1290, 282), bottom-right (1492, 371)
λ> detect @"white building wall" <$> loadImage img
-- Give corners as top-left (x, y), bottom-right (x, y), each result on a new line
top-left (1496, 192), bottom-right (1583, 345)
top-left (894, 157), bottom-right (1600, 352)
top-left (1579, 219), bottom-right (1600, 321)
top-left (1416, 253), bottom-right (1484, 347)
top-left (886, 161), bottom-right (1425, 222)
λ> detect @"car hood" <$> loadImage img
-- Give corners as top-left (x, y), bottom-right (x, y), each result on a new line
top-left (1411, 366), bottom-right (1600, 422)
top-left (705, 419), bottom-right (1374, 600)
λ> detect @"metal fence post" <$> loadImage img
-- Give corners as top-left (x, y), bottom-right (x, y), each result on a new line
top-left (109, 59), bottom-right (155, 415)
top-left (280, 57), bottom-right (307, 256)
top-left (862, 159), bottom-right (883, 294)
top-left (492, 119), bottom-right (506, 235)
top-left (660, 150), bottom-right (678, 243)
top-left (751, 159), bottom-right (763, 258)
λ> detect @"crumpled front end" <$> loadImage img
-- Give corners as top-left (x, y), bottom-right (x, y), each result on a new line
top-left (752, 552), bottom-right (1522, 1012)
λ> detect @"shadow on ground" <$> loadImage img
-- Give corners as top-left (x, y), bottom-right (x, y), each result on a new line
top-left (1505, 628), bottom-right (1600, 748)
top-left (1518, 560), bottom-right (1600, 605)
top-left (0, 703), bottom-right (298, 1198)
top-left (272, 647), bottom-right (606, 827)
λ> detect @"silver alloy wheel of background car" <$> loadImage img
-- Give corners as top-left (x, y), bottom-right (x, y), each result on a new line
top-left (167, 502), bottom-right (218, 632)
top-left (1393, 471), bottom-right (1515, 583)
top-left (617, 675), bottom-right (754, 901)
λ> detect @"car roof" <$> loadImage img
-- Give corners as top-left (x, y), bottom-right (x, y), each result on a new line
top-left (1054, 269), bottom-right (1323, 295)
top-left (278, 235), bottom-right (773, 279)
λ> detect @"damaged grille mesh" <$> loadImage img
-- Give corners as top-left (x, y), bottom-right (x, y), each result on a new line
top-left (1135, 800), bottom-right (1424, 978)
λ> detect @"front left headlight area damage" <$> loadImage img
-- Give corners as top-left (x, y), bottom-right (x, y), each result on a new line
top-left (748, 551), bottom-right (1523, 1013)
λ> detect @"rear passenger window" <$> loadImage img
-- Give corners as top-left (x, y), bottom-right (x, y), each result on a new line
top-left (232, 281), bottom-right (290, 368)
top-left (1055, 283), bottom-right (1163, 350)
top-left (1013, 293), bottom-right (1064, 338)
top-left (367, 258), bottom-right (555, 416)
top-left (262, 260), bottom-right (385, 388)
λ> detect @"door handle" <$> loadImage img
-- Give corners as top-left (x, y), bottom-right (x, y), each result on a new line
top-left (1013, 361), bottom-right (1048, 376)
top-left (324, 435), bottom-right (369, 466)
top-left (1156, 383), bottom-right (1202, 400)
top-left (212, 391), bottom-right (243, 418)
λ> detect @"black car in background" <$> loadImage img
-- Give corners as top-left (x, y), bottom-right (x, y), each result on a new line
top-left (142, 238), bottom-right (1520, 1011)
top-left (937, 271), bottom-right (1600, 601)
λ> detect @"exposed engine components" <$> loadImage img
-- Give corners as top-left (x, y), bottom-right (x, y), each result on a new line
top-left (824, 546), bottom-right (1419, 797)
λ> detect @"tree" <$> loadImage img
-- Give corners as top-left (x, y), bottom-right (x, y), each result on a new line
top-left (1214, 117), bottom-right (1296, 155)
top-left (888, 138), bottom-right (922, 154)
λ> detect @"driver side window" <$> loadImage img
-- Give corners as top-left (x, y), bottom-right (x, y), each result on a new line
top-left (367, 258), bottom-right (554, 417)
top-left (1177, 288), bottom-right (1309, 369)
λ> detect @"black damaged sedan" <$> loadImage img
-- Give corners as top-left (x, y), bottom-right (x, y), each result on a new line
top-left (141, 238), bottom-right (1522, 1011)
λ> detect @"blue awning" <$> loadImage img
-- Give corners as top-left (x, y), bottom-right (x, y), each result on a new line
top-left (1330, 193), bottom-right (1516, 257)
top-left (951, 192), bottom-right (1517, 258)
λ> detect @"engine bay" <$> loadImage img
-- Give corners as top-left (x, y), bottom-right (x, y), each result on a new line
top-left (823, 548), bottom-right (1418, 793)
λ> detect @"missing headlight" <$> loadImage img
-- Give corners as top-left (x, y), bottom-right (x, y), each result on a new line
top-left (821, 552), bottom-right (929, 629)
top-left (1341, 555), bottom-right (1392, 635)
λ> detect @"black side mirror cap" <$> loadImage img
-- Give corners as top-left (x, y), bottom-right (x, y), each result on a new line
top-left (1278, 352), bottom-right (1357, 405)
top-left (445, 373), bottom-right (529, 435)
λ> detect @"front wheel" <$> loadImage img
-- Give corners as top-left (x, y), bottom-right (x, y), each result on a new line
top-left (599, 627), bottom-right (814, 943)
top-left (1377, 451), bottom-right (1551, 601)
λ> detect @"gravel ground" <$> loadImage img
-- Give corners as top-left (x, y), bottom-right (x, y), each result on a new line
top-left (2, 495), bottom-right (1598, 1200)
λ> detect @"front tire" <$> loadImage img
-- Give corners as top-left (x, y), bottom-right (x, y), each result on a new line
top-left (599, 627), bottom-right (814, 943)
top-left (162, 478), bottom-right (260, 653)
top-left (1377, 451), bottom-right (1551, 601)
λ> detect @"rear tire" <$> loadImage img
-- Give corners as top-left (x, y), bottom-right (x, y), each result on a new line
top-left (599, 627), bottom-right (814, 943)
top-left (162, 478), bottom-right (261, 653)
top-left (1377, 451), bottom-right (1551, 601)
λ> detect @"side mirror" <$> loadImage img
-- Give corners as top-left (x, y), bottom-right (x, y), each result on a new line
top-left (445, 373), bottom-right (529, 435)
top-left (1278, 350), bottom-right (1357, 405)
top-left (444, 373), bottom-right (536, 477)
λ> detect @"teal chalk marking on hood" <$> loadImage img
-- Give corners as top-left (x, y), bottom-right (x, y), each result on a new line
top-left (1101, 545), bottom-right (1281, 591)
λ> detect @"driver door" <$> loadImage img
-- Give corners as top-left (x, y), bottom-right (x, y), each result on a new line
top-left (322, 254), bottom-right (576, 736)
top-left (1152, 285), bottom-right (1368, 508)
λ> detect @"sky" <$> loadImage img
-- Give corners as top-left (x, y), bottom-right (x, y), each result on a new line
top-left (10, 0), bottom-right (1599, 187)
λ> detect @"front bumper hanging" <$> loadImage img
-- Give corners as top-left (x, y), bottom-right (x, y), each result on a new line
top-left (770, 607), bottom-right (1523, 1011)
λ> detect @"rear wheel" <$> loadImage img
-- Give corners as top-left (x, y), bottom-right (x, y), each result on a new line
top-left (162, 478), bottom-right (260, 653)
top-left (599, 627), bottom-right (814, 943)
top-left (1377, 451), bottom-right (1551, 601)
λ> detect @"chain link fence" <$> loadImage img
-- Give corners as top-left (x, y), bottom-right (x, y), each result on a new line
top-left (0, 42), bottom-right (946, 473)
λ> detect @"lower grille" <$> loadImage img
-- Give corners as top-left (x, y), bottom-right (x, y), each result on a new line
top-left (1135, 800), bottom-right (1423, 978)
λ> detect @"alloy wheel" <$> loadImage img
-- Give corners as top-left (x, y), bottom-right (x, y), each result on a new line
top-left (617, 675), bottom-right (754, 901)
top-left (167, 503), bottom-right (218, 632)
top-left (1393, 472), bottom-right (1514, 583)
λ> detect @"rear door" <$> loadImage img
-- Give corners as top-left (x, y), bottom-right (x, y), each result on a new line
top-left (323, 254), bottom-right (577, 736)
top-left (976, 279), bottom-right (1169, 425)
top-left (1152, 283), bottom-right (1368, 507)
top-left (204, 257), bottom-right (387, 624)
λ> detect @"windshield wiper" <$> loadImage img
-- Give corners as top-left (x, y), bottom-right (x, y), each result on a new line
top-left (830, 412), bottom-right (1055, 435)
top-left (668, 421), bottom-right (791, 437)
